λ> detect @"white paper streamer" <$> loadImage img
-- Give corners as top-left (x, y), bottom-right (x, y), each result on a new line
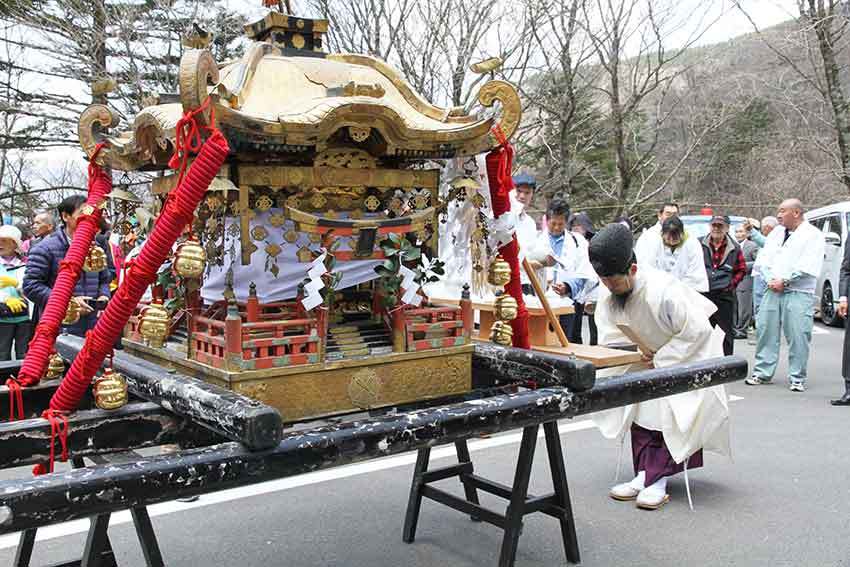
top-left (302, 252), bottom-right (328, 311)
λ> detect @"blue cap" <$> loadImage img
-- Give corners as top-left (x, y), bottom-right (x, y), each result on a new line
top-left (512, 173), bottom-right (536, 188)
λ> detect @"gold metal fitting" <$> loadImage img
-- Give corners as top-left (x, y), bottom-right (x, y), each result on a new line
top-left (487, 255), bottom-right (512, 287)
top-left (94, 367), bottom-right (128, 410)
top-left (174, 237), bottom-right (207, 279)
top-left (83, 244), bottom-right (108, 273)
top-left (494, 294), bottom-right (518, 321)
top-left (489, 320), bottom-right (513, 346)
top-left (138, 300), bottom-right (170, 348)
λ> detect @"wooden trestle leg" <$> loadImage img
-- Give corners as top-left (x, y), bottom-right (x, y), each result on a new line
top-left (12, 456), bottom-right (164, 567)
top-left (402, 420), bottom-right (581, 567)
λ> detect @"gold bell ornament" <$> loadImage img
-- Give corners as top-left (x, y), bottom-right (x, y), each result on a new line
top-left (138, 300), bottom-right (170, 348)
top-left (93, 367), bottom-right (128, 410)
top-left (45, 353), bottom-right (66, 380)
top-left (487, 255), bottom-right (512, 287)
top-left (174, 237), bottom-right (207, 279)
top-left (62, 299), bottom-right (81, 325)
top-left (494, 294), bottom-right (519, 321)
top-left (83, 243), bottom-right (108, 273)
top-left (490, 320), bottom-right (514, 346)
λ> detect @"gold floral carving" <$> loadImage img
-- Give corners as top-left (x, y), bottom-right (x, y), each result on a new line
top-left (341, 81), bottom-right (385, 98)
top-left (348, 368), bottom-right (382, 409)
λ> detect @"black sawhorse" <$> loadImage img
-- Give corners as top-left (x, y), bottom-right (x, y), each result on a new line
top-left (403, 420), bottom-right (580, 566)
top-left (13, 456), bottom-right (165, 567)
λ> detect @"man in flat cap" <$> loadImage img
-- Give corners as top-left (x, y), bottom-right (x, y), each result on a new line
top-left (589, 223), bottom-right (730, 510)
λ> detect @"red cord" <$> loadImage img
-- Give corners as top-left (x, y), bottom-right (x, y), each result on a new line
top-left (50, 99), bottom-right (229, 412)
top-left (168, 97), bottom-right (215, 186)
top-left (5, 378), bottom-right (23, 421)
top-left (32, 409), bottom-right (69, 476)
top-left (485, 140), bottom-right (530, 349)
top-left (16, 142), bottom-right (111, 387)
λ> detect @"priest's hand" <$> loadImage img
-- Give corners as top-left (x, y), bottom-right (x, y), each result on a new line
top-left (551, 282), bottom-right (567, 296)
top-left (768, 279), bottom-right (785, 292)
top-left (640, 351), bottom-right (654, 368)
top-left (839, 298), bottom-right (848, 318)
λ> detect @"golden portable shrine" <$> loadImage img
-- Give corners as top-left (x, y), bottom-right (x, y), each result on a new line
top-left (78, 9), bottom-right (522, 422)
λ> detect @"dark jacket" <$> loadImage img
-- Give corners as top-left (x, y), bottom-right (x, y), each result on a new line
top-left (23, 229), bottom-right (111, 335)
top-left (700, 233), bottom-right (742, 293)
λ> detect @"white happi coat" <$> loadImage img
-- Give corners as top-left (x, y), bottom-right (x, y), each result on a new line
top-left (529, 231), bottom-right (597, 301)
top-left (633, 222), bottom-right (661, 263)
top-left (753, 220), bottom-right (824, 295)
top-left (513, 205), bottom-right (540, 286)
top-left (592, 266), bottom-right (730, 463)
top-left (635, 231), bottom-right (708, 292)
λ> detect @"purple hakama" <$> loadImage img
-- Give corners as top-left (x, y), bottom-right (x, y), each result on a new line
top-left (631, 424), bottom-right (703, 486)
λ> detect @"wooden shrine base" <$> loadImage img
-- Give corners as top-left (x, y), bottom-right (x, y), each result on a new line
top-left (123, 338), bottom-right (474, 423)
top-left (532, 344), bottom-right (643, 369)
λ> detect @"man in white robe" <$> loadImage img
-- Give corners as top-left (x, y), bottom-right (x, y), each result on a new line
top-left (589, 223), bottom-right (730, 510)
top-left (635, 215), bottom-right (708, 292)
top-left (745, 198), bottom-right (824, 391)
top-left (510, 173), bottom-right (542, 295)
top-left (633, 201), bottom-right (680, 262)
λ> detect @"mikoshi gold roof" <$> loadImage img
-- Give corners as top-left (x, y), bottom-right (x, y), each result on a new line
top-left (79, 11), bottom-right (521, 170)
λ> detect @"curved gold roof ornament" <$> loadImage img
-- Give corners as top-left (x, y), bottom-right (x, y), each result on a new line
top-left (179, 49), bottom-right (220, 127)
top-left (476, 80), bottom-right (522, 150)
top-left (78, 104), bottom-right (119, 166)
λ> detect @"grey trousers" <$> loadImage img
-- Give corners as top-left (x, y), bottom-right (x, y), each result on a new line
top-left (735, 286), bottom-right (753, 334)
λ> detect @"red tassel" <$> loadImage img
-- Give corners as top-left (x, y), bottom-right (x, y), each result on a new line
top-left (5, 378), bottom-right (23, 421)
top-left (485, 135), bottom-right (530, 350)
top-left (32, 409), bottom-right (69, 476)
top-left (49, 102), bottom-right (229, 412)
top-left (17, 143), bottom-right (111, 387)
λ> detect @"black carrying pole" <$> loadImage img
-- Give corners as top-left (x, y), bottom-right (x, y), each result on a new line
top-left (0, 356), bottom-right (746, 533)
top-left (56, 335), bottom-right (283, 450)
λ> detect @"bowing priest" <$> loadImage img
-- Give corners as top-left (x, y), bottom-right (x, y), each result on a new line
top-left (589, 223), bottom-right (730, 511)
top-left (635, 215), bottom-right (708, 292)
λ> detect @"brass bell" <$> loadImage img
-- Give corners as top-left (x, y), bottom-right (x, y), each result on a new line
top-left (45, 353), bottom-right (65, 380)
top-left (487, 255), bottom-right (512, 287)
top-left (83, 243), bottom-right (108, 273)
top-left (490, 320), bottom-right (513, 346)
top-left (494, 294), bottom-right (518, 321)
top-left (174, 237), bottom-right (206, 279)
top-left (93, 367), bottom-right (128, 410)
top-left (138, 300), bottom-right (170, 348)
top-left (62, 300), bottom-right (81, 325)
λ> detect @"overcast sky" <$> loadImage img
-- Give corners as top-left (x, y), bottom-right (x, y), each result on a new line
top-left (225, 0), bottom-right (800, 47)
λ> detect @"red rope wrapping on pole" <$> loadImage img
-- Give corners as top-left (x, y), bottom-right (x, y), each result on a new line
top-left (49, 104), bottom-right (229, 412)
top-left (485, 127), bottom-right (530, 349)
top-left (13, 143), bottom-right (111, 393)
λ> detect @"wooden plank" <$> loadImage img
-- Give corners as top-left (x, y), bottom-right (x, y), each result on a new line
top-left (532, 344), bottom-right (644, 369)
top-left (522, 258), bottom-right (569, 347)
top-left (615, 324), bottom-right (655, 357)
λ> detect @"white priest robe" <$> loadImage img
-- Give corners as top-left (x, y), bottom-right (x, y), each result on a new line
top-left (635, 231), bottom-right (708, 292)
top-left (592, 266), bottom-right (730, 463)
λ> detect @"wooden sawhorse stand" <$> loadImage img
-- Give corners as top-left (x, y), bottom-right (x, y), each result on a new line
top-left (13, 456), bottom-right (165, 567)
top-left (403, 420), bottom-right (580, 566)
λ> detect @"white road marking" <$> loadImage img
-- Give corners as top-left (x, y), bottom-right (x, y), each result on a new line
top-left (0, 396), bottom-right (745, 550)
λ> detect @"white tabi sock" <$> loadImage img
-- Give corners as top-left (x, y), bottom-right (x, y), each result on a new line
top-left (628, 471), bottom-right (646, 490)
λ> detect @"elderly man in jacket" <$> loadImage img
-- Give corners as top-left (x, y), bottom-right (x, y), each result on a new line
top-left (700, 215), bottom-right (747, 356)
top-left (23, 195), bottom-right (111, 336)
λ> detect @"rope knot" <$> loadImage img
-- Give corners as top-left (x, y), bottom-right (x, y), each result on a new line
top-left (32, 409), bottom-right (70, 476)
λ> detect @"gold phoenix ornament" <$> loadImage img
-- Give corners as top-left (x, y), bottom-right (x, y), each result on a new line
top-left (45, 353), bottom-right (66, 380)
top-left (94, 368), bottom-right (128, 410)
top-left (174, 237), bottom-right (207, 279)
top-left (138, 300), bottom-right (170, 348)
top-left (83, 244), bottom-right (108, 273)
top-left (487, 255), bottom-right (512, 287)
top-left (489, 320), bottom-right (513, 346)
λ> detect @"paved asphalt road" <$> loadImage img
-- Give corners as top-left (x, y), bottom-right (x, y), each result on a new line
top-left (1, 323), bottom-right (849, 567)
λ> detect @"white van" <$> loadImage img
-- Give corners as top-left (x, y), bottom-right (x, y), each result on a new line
top-left (805, 202), bottom-right (849, 326)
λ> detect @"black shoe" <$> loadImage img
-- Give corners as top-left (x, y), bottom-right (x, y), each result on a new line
top-left (830, 393), bottom-right (850, 406)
